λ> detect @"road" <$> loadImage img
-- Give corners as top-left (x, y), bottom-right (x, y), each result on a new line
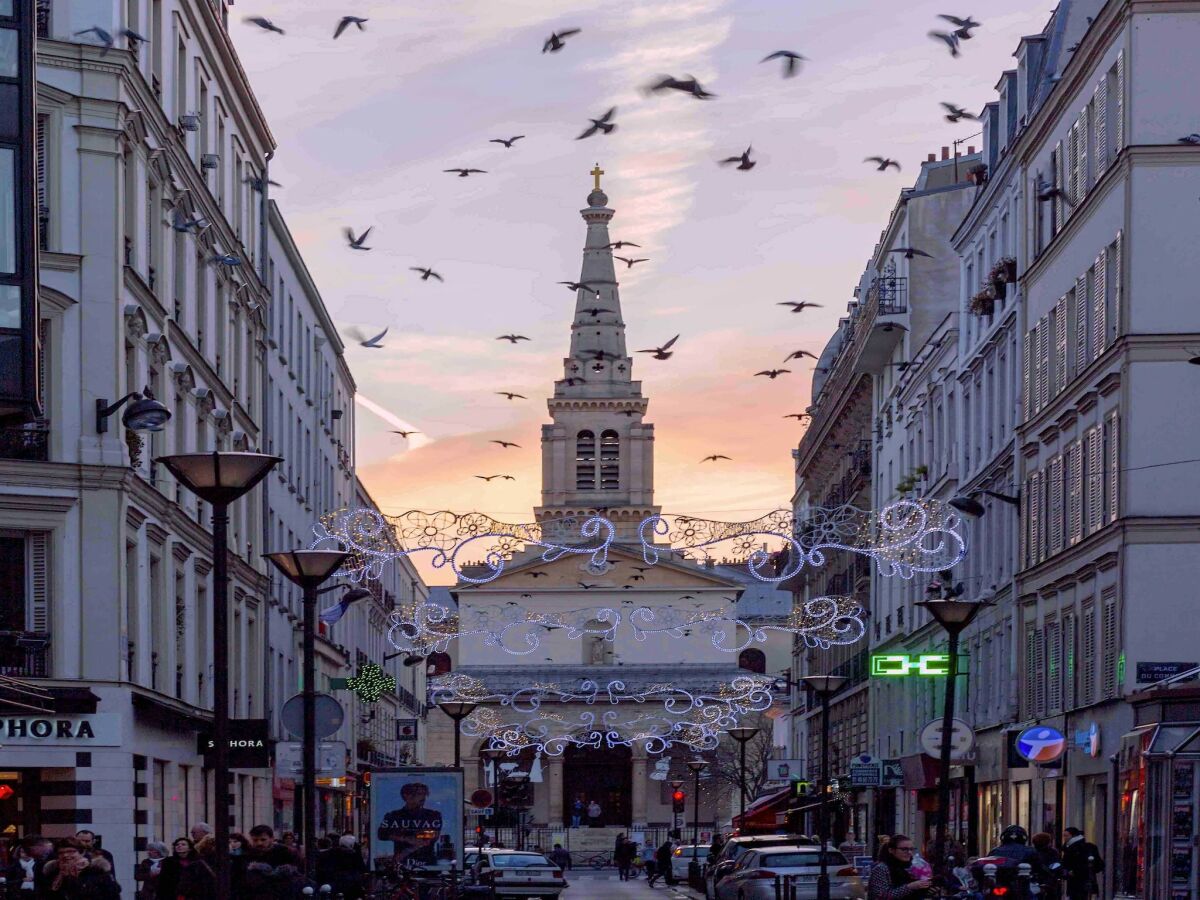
top-left (562, 870), bottom-right (699, 900)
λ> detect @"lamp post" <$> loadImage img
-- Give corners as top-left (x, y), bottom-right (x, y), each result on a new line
top-left (157, 451), bottom-right (280, 900)
top-left (481, 748), bottom-right (506, 840)
top-left (438, 701), bottom-right (479, 768)
top-left (801, 674), bottom-right (848, 900)
top-left (264, 549), bottom-right (351, 883)
top-left (916, 589), bottom-right (987, 878)
top-left (686, 758), bottom-right (708, 887)
top-left (727, 726), bottom-right (760, 823)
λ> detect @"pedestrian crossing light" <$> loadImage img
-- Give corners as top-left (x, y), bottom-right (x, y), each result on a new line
top-left (672, 789), bottom-right (686, 813)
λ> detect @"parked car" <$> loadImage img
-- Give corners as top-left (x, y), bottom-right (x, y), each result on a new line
top-left (671, 844), bottom-right (711, 881)
top-left (715, 847), bottom-right (863, 900)
top-left (704, 835), bottom-right (817, 900)
top-left (471, 849), bottom-right (569, 900)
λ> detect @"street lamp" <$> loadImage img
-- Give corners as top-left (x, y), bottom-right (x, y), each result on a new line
top-left (686, 758), bottom-right (708, 887)
top-left (948, 489), bottom-right (1021, 518)
top-left (96, 386), bottom-right (172, 433)
top-left (480, 747), bottom-right (507, 840)
top-left (727, 726), bottom-right (760, 823)
top-left (157, 451), bottom-right (280, 900)
top-left (438, 701), bottom-right (479, 768)
top-left (916, 588), bottom-right (988, 878)
top-left (801, 674), bottom-right (848, 900)
top-left (264, 549), bottom-right (351, 883)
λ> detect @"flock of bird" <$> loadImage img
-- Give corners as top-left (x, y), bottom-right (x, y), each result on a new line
top-left (86, 9), bottom-right (995, 480)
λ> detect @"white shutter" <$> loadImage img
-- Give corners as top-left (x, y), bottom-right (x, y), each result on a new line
top-left (1112, 230), bottom-right (1123, 342)
top-left (1020, 475), bottom-right (1031, 567)
top-left (1107, 410), bottom-right (1120, 522)
top-left (1049, 454), bottom-right (1064, 554)
top-left (1063, 612), bottom-right (1077, 709)
top-left (1024, 626), bottom-right (1037, 716)
top-left (1068, 441), bottom-right (1083, 545)
top-left (1087, 428), bottom-right (1103, 534)
top-left (1093, 251), bottom-right (1108, 360)
top-left (1066, 124), bottom-right (1079, 216)
top-left (1102, 592), bottom-right (1119, 699)
top-left (1038, 317), bottom-right (1050, 412)
top-left (1028, 471), bottom-right (1041, 565)
top-left (1033, 627), bottom-right (1046, 715)
top-left (1078, 106), bottom-right (1090, 194)
top-left (1022, 330), bottom-right (1032, 420)
top-left (1053, 141), bottom-right (1065, 230)
top-left (1115, 51), bottom-right (1125, 153)
top-left (1055, 296), bottom-right (1068, 394)
top-left (1094, 79), bottom-right (1108, 174)
top-left (1046, 619), bottom-right (1062, 712)
top-left (1075, 275), bottom-right (1090, 371)
top-left (29, 532), bottom-right (50, 633)
top-left (1081, 606), bottom-right (1096, 704)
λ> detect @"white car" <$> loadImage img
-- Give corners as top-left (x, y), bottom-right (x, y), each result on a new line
top-left (471, 849), bottom-right (569, 900)
top-left (715, 847), bottom-right (864, 900)
top-left (671, 844), bottom-right (711, 881)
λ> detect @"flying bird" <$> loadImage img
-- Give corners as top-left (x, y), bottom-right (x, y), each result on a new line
top-left (865, 156), bottom-right (902, 172)
top-left (410, 267), bottom-right (444, 282)
top-left (580, 307), bottom-right (611, 317)
top-left (755, 369), bottom-right (791, 379)
top-left (605, 241), bottom-right (641, 250)
top-left (559, 281), bottom-right (601, 297)
top-left (75, 26), bottom-right (146, 55)
top-left (637, 335), bottom-right (680, 360)
top-left (209, 254), bottom-right (242, 267)
top-left (444, 168), bottom-right (487, 177)
top-left (615, 256), bottom-right (649, 269)
top-left (390, 430), bottom-right (420, 438)
top-left (490, 136), bottom-right (525, 148)
top-left (542, 28), bottom-right (581, 53)
top-left (529, 571), bottom-right (549, 578)
top-left (474, 474), bottom-right (515, 482)
top-left (496, 334), bottom-right (531, 344)
top-left (577, 107), bottom-right (617, 140)
top-left (1179, 134), bottom-right (1200, 145)
top-left (939, 14), bottom-right (980, 39)
top-left (244, 16), bottom-right (285, 34)
top-left (496, 392), bottom-right (527, 400)
top-left (929, 30), bottom-right (961, 57)
top-left (778, 301), bottom-right (824, 313)
top-left (701, 454), bottom-right (732, 463)
top-left (168, 208), bottom-right (210, 234)
top-left (941, 102), bottom-right (977, 123)
top-left (578, 582), bottom-right (601, 590)
top-left (719, 146), bottom-right (756, 171)
top-left (244, 174), bottom-right (281, 192)
top-left (1037, 182), bottom-right (1075, 206)
top-left (491, 440), bottom-right (521, 449)
top-left (333, 16), bottom-right (367, 39)
top-left (619, 409), bottom-right (639, 417)
top-left (783, 350), bottom-right (818, 363)
top-left (783, 413), bottom-right (812, 421)
top-left (563, 377), bottom-right (587, 386)
top-left (761, 50), bottom-right (807, 78)
top-left (344, 227), bottom-right (372, 250)
top-left (890, 247), bottom-right (933, 259)
top-left (645, 75), bottom-right (716, 99)
top-left (349, 326), bottom-right (388, 348)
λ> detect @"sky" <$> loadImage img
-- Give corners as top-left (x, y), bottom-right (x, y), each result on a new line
top-left (230, 0), bottom-right (1050, 531)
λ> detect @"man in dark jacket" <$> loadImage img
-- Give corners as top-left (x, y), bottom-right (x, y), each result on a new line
top-left (1061, 827), bottom-right (1103, 900)
top-left (233, 825), bottom-right (299, 894)
top-left (315, 835), bottom-right (367, 899)
top-left (650, 841), bottom-right (674, 887)
top-left (40, 838), bottom-right (121, 900)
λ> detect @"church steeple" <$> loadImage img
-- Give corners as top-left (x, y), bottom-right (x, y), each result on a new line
top-left (534, 168), bottom-right (659, 539)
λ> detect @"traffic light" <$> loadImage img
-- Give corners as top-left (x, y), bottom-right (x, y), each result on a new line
top-left (672, 789), bottom-right (686, 813)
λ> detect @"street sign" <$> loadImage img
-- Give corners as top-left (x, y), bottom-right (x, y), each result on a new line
top-left (880, 759), bottom-right (903, 787)
top-left (1135, 661), bottom-right (1199, 684)
top-left (919, 718), bottom-right (975, 762)
top-left (766, 759), bottom-right (805, 782)
top-left (848, 754), bottom-right (882, 787)
top-left (871, 654), bottom-right (952, 676)
top-left (470, 789), bottom-right (494, 809)
top-left (281, 693), bottom-right (344, 740)
top-left (274, 740), bottom-right (346, 779)
top-left (396, 718), bottom-right (419, 741)
top-left (465, 807), bottom-right (494, 817)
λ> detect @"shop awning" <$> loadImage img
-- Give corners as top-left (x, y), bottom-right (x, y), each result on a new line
top-left (732, 786), bottom-right (792, 832)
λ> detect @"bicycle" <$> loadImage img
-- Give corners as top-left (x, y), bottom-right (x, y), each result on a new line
top-left (581, 852), bottom-right (613, 869)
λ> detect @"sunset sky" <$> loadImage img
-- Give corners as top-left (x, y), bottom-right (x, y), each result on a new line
top-left (231, 0), bottom-right (1050, 531)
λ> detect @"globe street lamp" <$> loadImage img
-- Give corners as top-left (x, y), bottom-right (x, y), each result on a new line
top-left (96, 386), bottom-right (172, 433)
top-left (801, 674), bottom-right (848, 900)
top-left (686, 758), bottom-right (708, 887)
top-left (727, 726), bottom-right (760, 823)
top-left (438, 701), bottom-right (479, 768)
top-left (264, 549), bottom-right (351, 883)
top-left (916, 588), bottom-right (988, 877)
top-left (157, 451), bottom-right (280, 900)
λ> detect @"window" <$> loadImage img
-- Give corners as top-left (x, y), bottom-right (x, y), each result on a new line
top-left (1101, 591), bottom-right (1119, 700)
top-left (36, 115), bottom-right (48, 249)
top-left (174, 35), bottom-right (186, 121)
top-left (1046, 618), bottom-right (1061, 713)
top-left (738, 648), bottom-right (766, 673)
top-left (575, 430), bottom-right (595, 490)
top-left (599, 429), bottom-right (619, 490)
top-left (1081, 604), bottom-right (1096, 705)
top-left (195, 252), bottom-right (207, 352)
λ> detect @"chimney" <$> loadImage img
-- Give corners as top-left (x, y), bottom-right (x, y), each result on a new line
top-left (927, 153), bottom-right (936, 162)
top-left (941, 146), bottom-right (950, 160)
top-left (968, 145), bottom-right (976, 154)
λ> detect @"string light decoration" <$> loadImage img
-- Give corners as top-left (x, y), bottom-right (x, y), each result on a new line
top-left (310, 500), bottom-right (965, 587)
top-left (346, 663), bottom-right (396, 703)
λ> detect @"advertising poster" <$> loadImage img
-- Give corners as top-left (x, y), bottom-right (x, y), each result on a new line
top-left (371, 768), bottom-right (464, 872)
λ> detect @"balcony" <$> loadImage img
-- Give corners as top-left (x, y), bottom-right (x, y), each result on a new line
top-left (855, 276), bottom-right (909, 373)
top-left (0, 631), bottom-right (51, 678)
top-left (0, 422), bottom-right (49, 461)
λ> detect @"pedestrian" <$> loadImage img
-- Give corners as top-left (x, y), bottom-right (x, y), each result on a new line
top-left (709, 833), bottom-right (726, 863)
top-left (571, 796), bottom-right (585, 828)
top-left (652, 839), bottom-right (674, 887)
top-left (874, 835), bottom-right (891, 861)
top-left (134, 841), bottom-right (169, 900)
top-left (615, 836), bottom-right (633, 881)
top-left (1061, 827), bottom-right (1103, 900)
top-left (549, 843), bottom-right (572, 871)
top-left (190, 823), bottom-right (213, 846)
top-left (245, 826), bottom-right (298, 866)
top-left (586, 799), bottom-right (602, 828)
top-left (1031, 833), bottom-right (1062, 900)
top-left (315, 835), bottom-right (367, 900)
top-left (156, 837), bottom-right (215, 900)
top-left (642, 842), bottom-right (657, 884)
top-left (229, 833), bottom-right (249, 857)
top-left (73, 832), bottom-right (114, 868)
top-left (193, 834), bottom-right (216, 865)
top-left (865, 834), bottom-right (932, 899)
top-left (41, 838), bottom-right (121, 900)
top-left (7, 836), bottom-right (52, 896)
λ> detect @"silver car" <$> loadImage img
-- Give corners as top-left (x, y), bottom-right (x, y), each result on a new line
top-left (714, 847), bottom-right (864, 900)
top-left (472, 849), bottom-right (569, 900)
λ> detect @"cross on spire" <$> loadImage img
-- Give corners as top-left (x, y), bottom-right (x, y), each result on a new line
top-left (591, 163), bottom-right (604, 191)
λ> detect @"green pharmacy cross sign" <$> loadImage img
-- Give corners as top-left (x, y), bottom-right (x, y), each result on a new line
top-left (870, 653), bottom-right (963, 677)
top-left (331, 663), bottom-right (397, 703)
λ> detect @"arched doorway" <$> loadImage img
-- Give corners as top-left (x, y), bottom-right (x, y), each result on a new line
top-left (563, 744), bottom-right (632, 827)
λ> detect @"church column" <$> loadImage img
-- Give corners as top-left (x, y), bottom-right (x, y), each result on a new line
top-left (631, 747), bottom-right (648, 827)
top-left (546, 756), bottom-right (565, 825)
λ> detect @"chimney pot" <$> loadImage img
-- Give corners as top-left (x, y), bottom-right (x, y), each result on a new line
top-left (968, 145), bottom-right (976, 154)
top-left (927, 153), bottom-right (936, 162)
top-left (941, 146), bottom-right (950, 160)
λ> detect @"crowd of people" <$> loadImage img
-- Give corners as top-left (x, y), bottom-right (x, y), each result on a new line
top-left (3, 824), bottom-right (370, 900)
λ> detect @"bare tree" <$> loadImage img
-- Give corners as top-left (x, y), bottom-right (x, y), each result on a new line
top-left (707, 716), bottom-right (777, 803)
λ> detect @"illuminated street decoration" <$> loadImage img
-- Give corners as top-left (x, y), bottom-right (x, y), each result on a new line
top-left (346, 663), bottom-right (396, 703)
top-left (311, 500), bottom-right (965, 586)
top-left (870, 653), bottom-right (954, 677)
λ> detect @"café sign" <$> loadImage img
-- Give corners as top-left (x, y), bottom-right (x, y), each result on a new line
top-left (0, 714), bottom-right (122, 746)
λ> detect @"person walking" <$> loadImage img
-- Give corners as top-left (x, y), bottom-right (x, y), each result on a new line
top-left (134, 841), bottom-right (169, 900)
top-left (651, 840), bottom-right (674, 887)
top-left (865, 835), bottom-right (932, 899)
top-left (1030, 833), bottom-right (1062, 900)
top-left (156, 837), bottom-right (216, 900)
top-left (41, 838), bottom-right (121, 900)
top-left (7, 837), bottom-right (51, 896)
top-left (1061, 827), bottom-right (1103, 900)
top-left (549, 844), bottom-right (572, 871)
top-left (314, 835), bottom-right (367, 900)
top-left (642, 839), bottom-right (657, 882)
top-left (587, 799), bottom-right (602, 828)
top-left (615, 837), bottom-right (635, 881)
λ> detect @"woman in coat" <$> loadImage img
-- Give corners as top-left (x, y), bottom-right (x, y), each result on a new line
top-left (134, 841), bottom-right (169, 900)
top-left (156, 837), bottom-right (216, 900)
top-left (865, 835), bottom-right (932, 899)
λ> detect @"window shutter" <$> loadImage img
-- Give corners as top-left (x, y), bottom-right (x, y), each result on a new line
top-left (1087, 428), bottom-right (1103, 534)
top-left (1063, 612), bottom-right (1077, 709)
top-left (1094, 80), bottom-right (1108, 173)
top-left (1112, 230), bottom-right (1123, 342)
top-left (1033, 627), bottom-right (1046, 715)
top-left (1093, 250), bottom-right (1107, 360)
top-left (1102, 591), bottom-right (1119, 700)
top-left (1074, 275), bottom-right (1089, 372)
top-left (1068, 441), bottom-right (1083, 545)
top-left (1024, 626), bottom-right (1037, 716)
top-left (30, 532), bottom-right (50, 633)
top-left (1115, 51), bottom-right (1125, 152)
top-left (1020, 474), bottom-right (1031, 568)
top-left (1066, 124), bottom-right (1078, 215)
top-left (1038, 318), bottom-right (1050, 412)
top-left (1107, 410), bottom-right (1120, 522)
top-left (1078, 106), bottom-right (1089, 194)
top-left (38, 318), bottom-right (49, 420)
top-left (1022, 329), bottom-right (1032, 420)
top-left (1081, 606), bottom-right (1096, 704)
top-left (36, 115), bottom-right (48, 248)
top-left (1046, 619), bottom-right (1061, 712)
top-left (1054, 296), bottom-right (1068, 394)
top-left (1053, 140), bottom-right (1065, 229)
top-left (1049, 454), bottom-right (1064, 554)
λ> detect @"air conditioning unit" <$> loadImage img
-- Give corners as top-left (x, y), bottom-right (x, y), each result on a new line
top-left (179, 113), bottom-right (200, 132)
top-left (201, 153), bottom-right (220, 170)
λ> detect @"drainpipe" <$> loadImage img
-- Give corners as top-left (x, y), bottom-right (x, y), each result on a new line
top-left (260, 149), bottom-right (275, 754)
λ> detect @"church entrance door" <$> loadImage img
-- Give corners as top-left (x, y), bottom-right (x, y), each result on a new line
top-left (563, 744), bottom-right (632, 827)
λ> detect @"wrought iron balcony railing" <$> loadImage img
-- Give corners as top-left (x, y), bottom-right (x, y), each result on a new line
top-left (0, 631), bottom-right (50, 678)
top-left (0, 422), bottom-right (49, 461)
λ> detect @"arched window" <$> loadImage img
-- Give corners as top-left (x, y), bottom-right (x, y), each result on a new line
top-left (426, 652), bottom-right (452, 677)
top-left (600, 430), bottom-right (620, 490)
top-left (738, 648), bottom-right (766, 673)
top-left (575, 430), bottom-right (596, 490)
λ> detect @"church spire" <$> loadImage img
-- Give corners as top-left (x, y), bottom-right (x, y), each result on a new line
top-left (535, 168), bottom-right (659, 538)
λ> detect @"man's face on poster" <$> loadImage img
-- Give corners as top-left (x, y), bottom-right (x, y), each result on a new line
top-left (403, 784), bottom-right (429, 809)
